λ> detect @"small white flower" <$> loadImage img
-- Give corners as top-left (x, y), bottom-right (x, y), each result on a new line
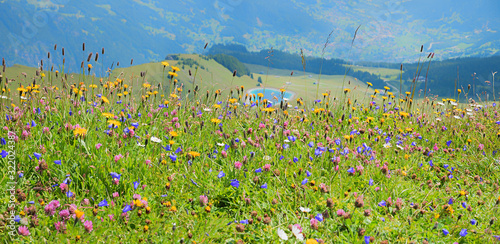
top-left (284, 139), bottom-right (290, 143)
top-left (397, 145), bottom-right (404, 150)
top-left (263, 155), bottom-right (272, 161)
top-left (150, 136), bottom-right (162, 143)
top-left (383, 143), bottom-right (392, 148)
top-left (450, 101), bottom-right (458, 106)
top-left (20, 217), bottom-right (29, 226)
top-left (292, 225), bottom-right (304, 241)
top-left (437, 102), bottom-right (445, 106)
top-left (466, 109), bottom-right (472, 112)
top-left (436, 118), bottom-right (442, 121)
top-left (453, 116), bottom-right (461, 119)
top-left (217, 143), bottom-right (225, 147)
top-left (142, 123), bottom-right (148, 126)
top-left (137, 143), bottom-right (145, 147)
top-left (0, 96), bottom-right (7, 99)
top-left (466, 112), bottom-right (473, 116)
top-left (203, 108), bottom-right (212, 112)
top-left (277, 228), bottom-right (288, 240)
top-left (299, 207), bottom-right (311, 213)
top-left (283, 98), bottom-right (289, 101)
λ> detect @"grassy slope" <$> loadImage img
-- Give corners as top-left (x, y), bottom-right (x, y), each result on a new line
top-left (108, 55), bottom-right (375, 102)
top-left (345, 65), bottom-right (401, 80)
top-left (5, 54), bottom-right (386, 104)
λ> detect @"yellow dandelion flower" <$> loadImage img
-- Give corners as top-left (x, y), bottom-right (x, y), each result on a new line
top-left (73, 127), bottom-right (88, 137)
top-left (75, 210), bottom-right (84, 219)
top-left (108, 120), bottom-right (121, 127)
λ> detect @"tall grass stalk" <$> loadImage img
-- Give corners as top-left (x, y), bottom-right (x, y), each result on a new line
top-left (316, 29), bottom-right (334, 100)
top-left (300, 49), bottom-right (307, 106)
top-left (409, 45), bottom-right (424, 110)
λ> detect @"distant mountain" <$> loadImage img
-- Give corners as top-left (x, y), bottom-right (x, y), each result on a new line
top-left (1, 0), bottom-right (499, 73)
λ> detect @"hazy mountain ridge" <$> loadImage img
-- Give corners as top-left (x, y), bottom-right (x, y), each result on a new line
top-left (0, 0), bottom-right (499, 72)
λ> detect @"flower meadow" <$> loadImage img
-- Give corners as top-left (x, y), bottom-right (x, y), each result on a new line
top-left (1, 51), bottom-right (500, 244)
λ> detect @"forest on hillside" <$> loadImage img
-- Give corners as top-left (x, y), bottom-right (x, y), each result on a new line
top-left (208, 44), bottom-right (387, 88)
top-left (402, 56), bottom-right (500, 100)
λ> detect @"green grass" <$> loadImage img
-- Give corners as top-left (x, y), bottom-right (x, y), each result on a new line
top-left (1, 53), bottom-right (500, 244)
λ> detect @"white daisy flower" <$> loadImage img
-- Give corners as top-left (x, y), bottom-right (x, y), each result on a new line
top-left (277, 228), bottom-right (288, 240)
top-left (292, 225), bottom-right (304, 241)
top-left (299, 207), bottom-right (311, 213)
top-left (383, 143), bottom-right (392, 148)
top-left (150, 136), bottom-right (162, 143)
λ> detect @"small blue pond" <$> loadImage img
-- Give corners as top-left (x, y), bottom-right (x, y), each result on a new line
top-left (248, 88), bottom-right (294, 104)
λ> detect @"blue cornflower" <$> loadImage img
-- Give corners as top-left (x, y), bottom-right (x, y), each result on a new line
top-left (442, 229), bottom-right (449, 236)
top-left (260, 183), bottom-right (267, 189)
top-left (306, 170), bottom-right (312, 177)
top-left (218, 171), bottom-right (226, 178)
top-left (315, 213), bottom-right (323, 222)
top-left (230, 179), bottom-right (240, 188)
top-left (470, 219), bottom-right (477, 225)
top-left (364, 236), bottom-right (371, 244)
top-left (347, 167), bottom-right (355, 174)
top-left (33, 152), bottom-right (42, 160)
top-left (110, 172), bottom-right (121, 179)
top-left (123, 205), bottom-right (132, 213)
top-left (66, 191), bottom-right (74, 198)
top-left (98, 199), bottom-right (108, 207)
top-left (378, 200), bottom-right (387, 207)
top-left (54, 160), bottom-right (61, 165)
top-left (460, 229), bottom-right (467, 237)
top-left (255, 168), bottom-right (262, 173)
top-left (133, 180), bottom-right (140, 190)
top-left (0, 150), bottom-right (8, 158)
top-left (301, 178), bottom-right (308, 185)
top-left (169, 154), bottom-right (177, 162)
top-left (369, 178), bottom-right (374, 186)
